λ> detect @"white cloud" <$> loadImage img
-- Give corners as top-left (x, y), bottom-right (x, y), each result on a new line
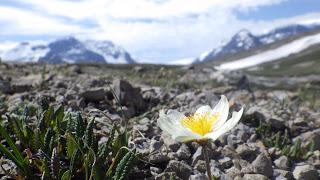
top-left (1, 0), bottom-right (319, 63)
top-left (0, 6), bottom-right (85, 36)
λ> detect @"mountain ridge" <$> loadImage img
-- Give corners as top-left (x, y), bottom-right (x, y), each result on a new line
top-left (195, 23), bottom-right (320, 63)
top-left (0, 37), bottom-right (135, 64)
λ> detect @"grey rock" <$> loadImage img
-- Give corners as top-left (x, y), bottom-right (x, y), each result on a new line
top-left (274, 169), bottom-right (294, 180)
top-left (149, 153), bottom-right (170, 164)
top-left (241, 106), bottom-right (265, 127)
top-left (176, 144), bottom-right (191, 160)
top-left (269, 116), bottom-right (286, 130)
top-left (236, 144), bottom-right (257, 162)
top-left (292, 163), bottom-right (319, 180)
top-left (296, 130), bottom-right (320, 151)
top-left (227, 134), bottom-right (241, 148)
top-left (225, 167), bottom-right (241, 179)
top-left (113, 79), bottom-right (146, 113)
top-left (149, 139), bottom-right (163, 153)
top-left (274, 155), bottom-right (290, 170)
top-left (80, 88), bottom-right (105, 102)
top-left (69, 65), bottom-right (82, 74)
top-left (155, 172), bottom-right (182, 180)
top-left (243, 174), bottom-right (268, 180)
top-left (252, 153), bottom-right (273, 177)
top-left (238, 159), bottom-right (255, 174)
top-left (150, 166), bottom-right (162, 176)
top-left (192, 146), bottom-right (218, 166)
top-left (133, 137), bottom-right (149, 155)
top-left (218, 157), bottom-right (233, 169)
top-left (210, 165), bottom-right (224, 179)
top-left (194, 160), bottom-right (206, 173)
top-left (165, 160), bottom-right (193, 179)
top-left (189, 173), bottom-right (208, 180)
top-left (77, 98), bottom-right (86, 108)
top-left (192, 147), bottom-right (204, 166)
top-left (0, 80), bottom-right (12, 94)
top-left (121, 106), bottom-right (136, 118)
top-left (11, 83), bottom-right (32, 93)
top-left (161, 134), bottom-right (181, 152)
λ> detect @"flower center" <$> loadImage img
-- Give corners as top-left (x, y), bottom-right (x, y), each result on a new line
top-left (181, 112), bottom-right (219, 136)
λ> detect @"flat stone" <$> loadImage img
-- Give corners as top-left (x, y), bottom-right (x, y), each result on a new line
top-left (80, 88), bottom-right (105, 102)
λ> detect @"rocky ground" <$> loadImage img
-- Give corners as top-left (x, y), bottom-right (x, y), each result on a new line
top-left (0, 63), bottom-right (320, 180)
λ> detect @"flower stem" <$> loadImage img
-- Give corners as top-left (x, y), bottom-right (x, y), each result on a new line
top-left (203, 145), bottom-right (212, 180)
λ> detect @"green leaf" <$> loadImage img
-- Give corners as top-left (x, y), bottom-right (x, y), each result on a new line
top-left (113, 150), bottom-right (135, 180)
top-left (76, 112), bottom-right (85, 138)
top-left (69, 148), bottom-right (80, 175)
top-left (44, 128), bottom-right (54, 154)
top-left (61, 170), bottom-right (71, 180)
top-left (85, 118), bottom-right (94, 148)
top-left (0, 124), bottom-right (30, 176)
top-left (66, 133), bottom-right (77, 159)
top-left (0, 125), bottom-right (25, 164)
top-left (54, 105), bottom-right (64, 131)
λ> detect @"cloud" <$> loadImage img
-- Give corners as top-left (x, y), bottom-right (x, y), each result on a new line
top-left (0, 6), bottom-right (85, 36)
top-left (1, 0), bottom-right (319, 63)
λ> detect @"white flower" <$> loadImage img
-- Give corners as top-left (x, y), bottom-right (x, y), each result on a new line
top-left (157, 95), bottom-right (243, 142)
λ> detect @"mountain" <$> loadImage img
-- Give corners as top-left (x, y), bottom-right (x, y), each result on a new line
top-left (84, 40), bottom-right (135, 64)
top-left (216, 32), bottom-right (320, 70)
top-left (0, 42), bottom-right (49, 62)
top-left (0, 37), bottom-right (135, 64)
top-left (195, 23), bottom-right (320, 63)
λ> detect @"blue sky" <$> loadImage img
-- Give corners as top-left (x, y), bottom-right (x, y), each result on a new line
top-left (0, 0), bottom-right (320, 64)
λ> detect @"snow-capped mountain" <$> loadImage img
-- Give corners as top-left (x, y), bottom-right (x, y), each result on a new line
top-left (216, 32), bottom-right (320, 70)
top-left (1, 42), bottom-right (49, 62)
top-left (0, 37), bottom-right (135, 64)
top-left (195, 23), bottom-right (320, 63)
top-left (84, 40), bottom-right (135, 64)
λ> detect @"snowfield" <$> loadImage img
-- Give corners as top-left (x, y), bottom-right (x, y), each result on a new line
top-left (216, 32), bottom-right (320, 70)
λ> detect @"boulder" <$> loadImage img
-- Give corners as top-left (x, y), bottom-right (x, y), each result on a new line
top-left (113, 79), bottom-right (146, 113)
top-left (80, 88), bottom-right (105, 102)
top-left (292, 163), bottom-right (319, 180)
top-left (252, 153), bottom-right (273, 177)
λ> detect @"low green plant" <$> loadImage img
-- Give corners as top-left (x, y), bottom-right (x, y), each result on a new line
top-left (256, 123), bottom-right (314, 160)
top-left (297, 86), bottom-right (320, 110)
top-left (0, 102), bottom-right (136, 179)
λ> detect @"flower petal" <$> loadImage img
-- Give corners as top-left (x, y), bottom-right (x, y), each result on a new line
top-left (174, 134), bottom-right (200, 142)
top-left (195, 105), bottom-right (212, 115)
top-left (157, 110), bottom-right (202, 142)
top-left (211, 95), bottom-right (229, 130)
top-left (157, 110), bottom-right (184, 136)
top-left (205, 107), bottom-right (243, 141)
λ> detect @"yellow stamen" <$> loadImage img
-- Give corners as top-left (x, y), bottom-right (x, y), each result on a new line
top-left (181, 112), bottom-right (219, 136)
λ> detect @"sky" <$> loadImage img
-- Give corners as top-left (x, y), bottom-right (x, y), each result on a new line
top-left (0, 0), bottom-right (320, 64)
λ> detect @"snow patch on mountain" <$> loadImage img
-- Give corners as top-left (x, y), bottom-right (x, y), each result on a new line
top-left (1, 42), bottom-right (49, 62)
top-left (216, 32), bottom-right (320, 70)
